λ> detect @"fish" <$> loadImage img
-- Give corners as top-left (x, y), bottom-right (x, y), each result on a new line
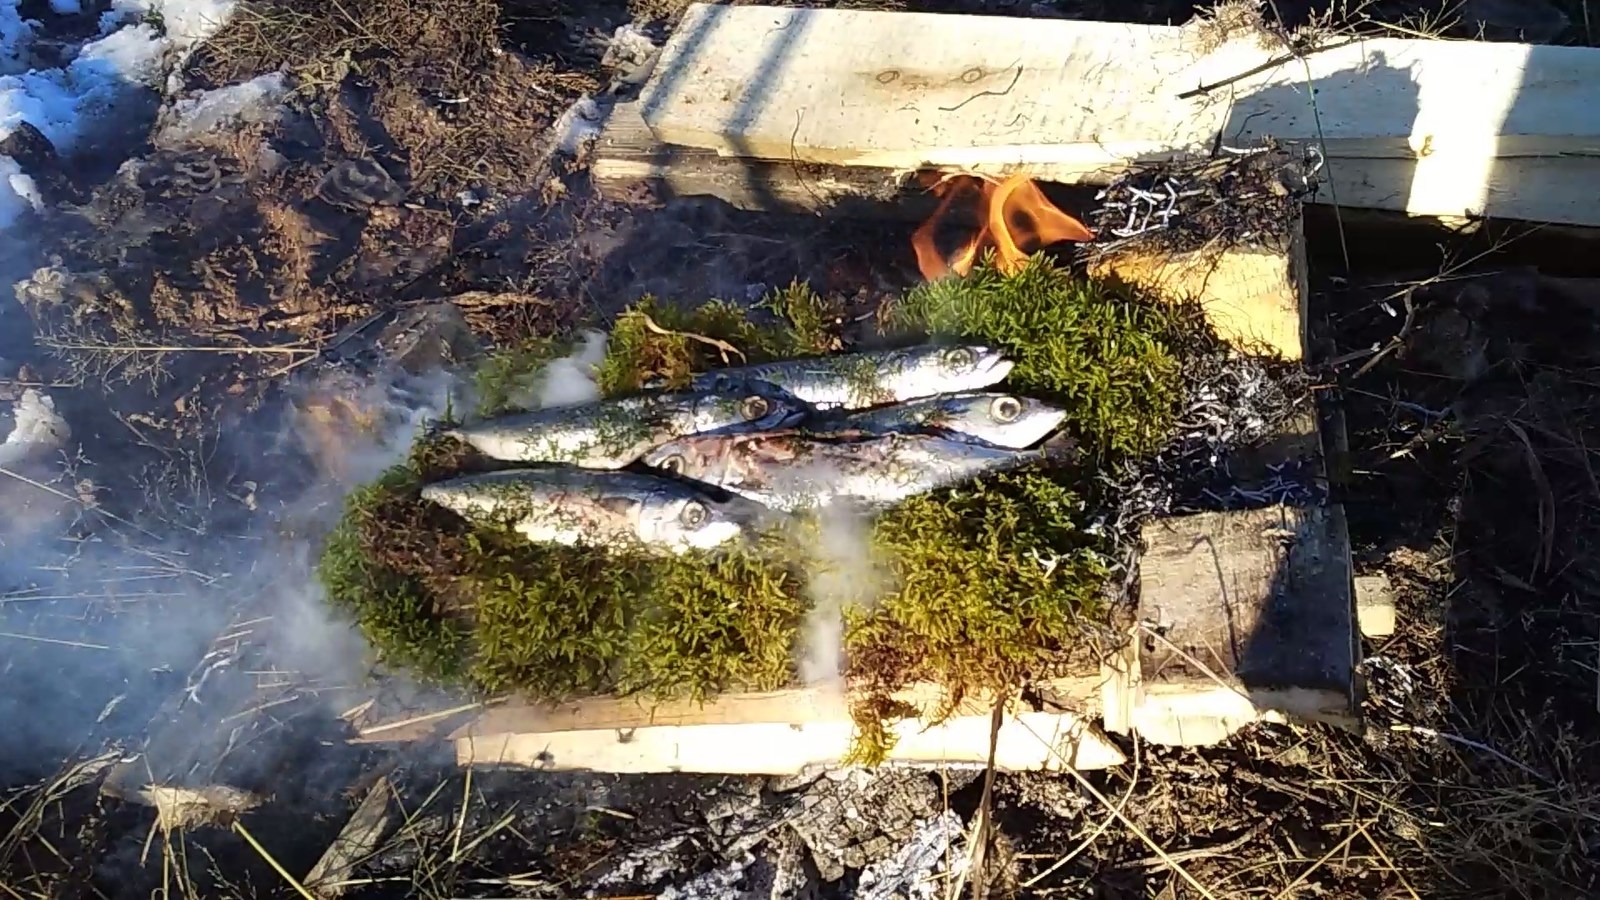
top-left (640, 430), bottom-right (1074, 512)
top-left (688, 344), bottom-right (1014, 410)
top-left (419, 467), bottom-right (771, 554)
top-left (443, 388), bottom-right (805, 469)
top-left (810, 392), bottom-right (1068, 449)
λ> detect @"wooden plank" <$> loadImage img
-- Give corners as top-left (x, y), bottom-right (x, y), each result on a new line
top-left (1354, 573), bottom-right (1397, 639)
top-left (442, 675), bottom-right (1101, 739)
top-left (593, 102), bottom-right (927, 217)
top-left (304, 777), bottom-right (393, 900)
top-left (1130, 503), bottom-right (1358, 745)
top-left (639, 4), bottom-right (1600, 226)
top-left (1088, 219), bottom-right (1308, 361)
top-left (457, 710), bottom-right (1126, 774)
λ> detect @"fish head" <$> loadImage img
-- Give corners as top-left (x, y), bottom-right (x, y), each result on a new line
top-left (689, 387), bottom-right (808, 433)
top-left (954, 393), bottom-right (1069, 448)
top-left (641, 435), bottom-right (730, 482)
top-left (908, 345), bottom-right (1015, 394)
top-left (638, 493), bottom-right (757, 551)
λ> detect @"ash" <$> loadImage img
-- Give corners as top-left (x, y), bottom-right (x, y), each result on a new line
top-left (1076, 140), bottom-right (1322, 258)
top-left (1096, 341), bottom-right (1322, 564)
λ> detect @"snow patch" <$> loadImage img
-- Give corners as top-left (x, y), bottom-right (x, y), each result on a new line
top-left (158, 71), bottom-right (287, 143)
top-left (549, 94), bottom-right (601, 158)
top-left (0, 0), bottom-right (237, 250)
top-left (99, 0), bottom-right (234, 46)
top-left (0, 0), bottom-right (34, 76)
top-left (49, 0), bottom-right (83, 15)
top-left (0, 153), bottom-right (40, 228)
top-left (0, 388), bottom-right (69, 467)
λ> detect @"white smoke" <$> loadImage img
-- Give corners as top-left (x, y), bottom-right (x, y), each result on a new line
top-left (0, 366), bottom-right (458, 780)
top-left (794, 503), bottom-right (891, 691)
top-left (494, 328), bottom-right (608, 413)
top-left (537, 328), bottom-right (608, 408)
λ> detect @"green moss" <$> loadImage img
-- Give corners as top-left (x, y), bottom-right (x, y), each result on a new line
top-left (886, 253), bottom-right (1195, 461)
top-left (597, 294), bottom-right (816, 397)
top-left (849, 473), bottom-right (1108, 689)
top-left (320, 260), bottom-right (1202, 760)
top-left (317, 455), bottom-right (471, 685)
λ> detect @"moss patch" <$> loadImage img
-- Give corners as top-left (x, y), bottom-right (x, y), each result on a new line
top-left (885, 257), bottom-right (1196, 461)
top-left (320, 258), bottom-right (1196, 755)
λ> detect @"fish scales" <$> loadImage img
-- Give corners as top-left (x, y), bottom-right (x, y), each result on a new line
top-left (419, 467), bottom-right (768, 554)
top-left (642, 431), bottom-right (1063, 512)
top-left (444, 388), bottom-right (803, 468)
top-left (690, 344), bottom-right (1014, 410)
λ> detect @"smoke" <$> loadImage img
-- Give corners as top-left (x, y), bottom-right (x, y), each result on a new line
top-left (493, 327), bottom-right (608, 413)
top-left (793, 502), bottom-right (891, 691)
top-left (0, 366), bottom-right (459, 784)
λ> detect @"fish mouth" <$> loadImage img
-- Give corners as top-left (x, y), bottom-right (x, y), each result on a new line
top-left (974, 354), bottom-right (1015, 383)
top-left (687, 520), bottom-right (747, 550)
top-left (1003, 409), bottom-right (1069, 448)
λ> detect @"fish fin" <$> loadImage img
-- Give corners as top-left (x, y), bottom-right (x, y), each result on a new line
top-left (595, 496), bottom-right (637, 516)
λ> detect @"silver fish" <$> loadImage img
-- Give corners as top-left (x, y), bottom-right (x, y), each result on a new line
top-left (641, 430), bottom-right (1070, 512)
top-left (444, 389), bottom-right (803, 468)
top-left (689, 344), bottom-right (1014, 410)
top-left (814, 392), bottom-right (1067, 449)
top-left (420, 467), bottom-right (767, 554)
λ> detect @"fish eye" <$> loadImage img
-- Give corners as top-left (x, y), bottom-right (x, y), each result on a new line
top-left (658, 454), bottom-right (686, 475)
top-left (679, 500), bottom-right (708, 528)
top-left (944, 347), bottom-right (977, 369)
top-left (740, 395), bottom-right (770, 420)
top-left (991, 396), bottom-right (1023, 422)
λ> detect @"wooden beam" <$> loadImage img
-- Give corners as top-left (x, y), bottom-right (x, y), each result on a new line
top-left (1354, 573), bottom-right (1398, 639)
top-left (593, 102), bottom-right (925, 217)
top-left (1122, 503), bottom-right (1359, 746)
top-left (1088, 217), bottom-right (1309, 361)
top-left (304, 778), bottom-right (393, 900)
top-left (637, 4), bottom-right (1600, 227)
top-left (456, 710), bottom-right (1125, 775)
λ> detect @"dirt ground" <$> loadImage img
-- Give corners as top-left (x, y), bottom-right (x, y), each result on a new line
top-left (3, 0), bottom-right (1600, 898)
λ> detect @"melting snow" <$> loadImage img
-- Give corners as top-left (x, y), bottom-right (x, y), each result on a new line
top-left (0, 0), bottom-right (236, 233)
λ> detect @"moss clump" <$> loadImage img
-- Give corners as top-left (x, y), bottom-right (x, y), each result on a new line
top-left (886, 254), bottom-right (1197, 461)
top-left (320, 258), bottom-right (1197, 756)
top-left (596, 285), bottom-right (838, 397)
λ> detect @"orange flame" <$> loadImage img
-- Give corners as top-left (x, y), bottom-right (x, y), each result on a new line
top-left (911, 173), bottom-right (1096, 281)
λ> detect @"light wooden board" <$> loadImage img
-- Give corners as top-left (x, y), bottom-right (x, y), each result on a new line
top-left (1125, 503), bottom-right (1359, 745)
top-left (593, 102), bottom-right (925, 216)
top-left (1088, 223), bottom-right (1308, 361)
top-left (638, 4), bottom-right (1600, 226)
top-left (457, 710), bottom-right (1126, 774)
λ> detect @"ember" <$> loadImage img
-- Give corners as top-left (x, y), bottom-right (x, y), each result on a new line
top-left (911, 173), bottom-right (1095, 280)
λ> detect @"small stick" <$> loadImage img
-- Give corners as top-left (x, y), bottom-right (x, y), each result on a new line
top-left (1269, 821), bottom-right (1370, 900)
top-left (639, 313), bottom-right (746, 365)
top-left (234, 820), bottom-right (317, 900)
top-left (1013, 717), bottom-right (1220, 899)
top-left (354, 700), bottom-right (499, 739)
top-left (0, 631), bottom-right (110, 650)
top-left (0, 464), bottom-right (160, 539)
top-left (449, 767), bottom-right (472, 863)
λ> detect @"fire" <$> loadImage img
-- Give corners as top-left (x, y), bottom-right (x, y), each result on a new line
top-left (911, 173), bottom-right (1096, 281)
